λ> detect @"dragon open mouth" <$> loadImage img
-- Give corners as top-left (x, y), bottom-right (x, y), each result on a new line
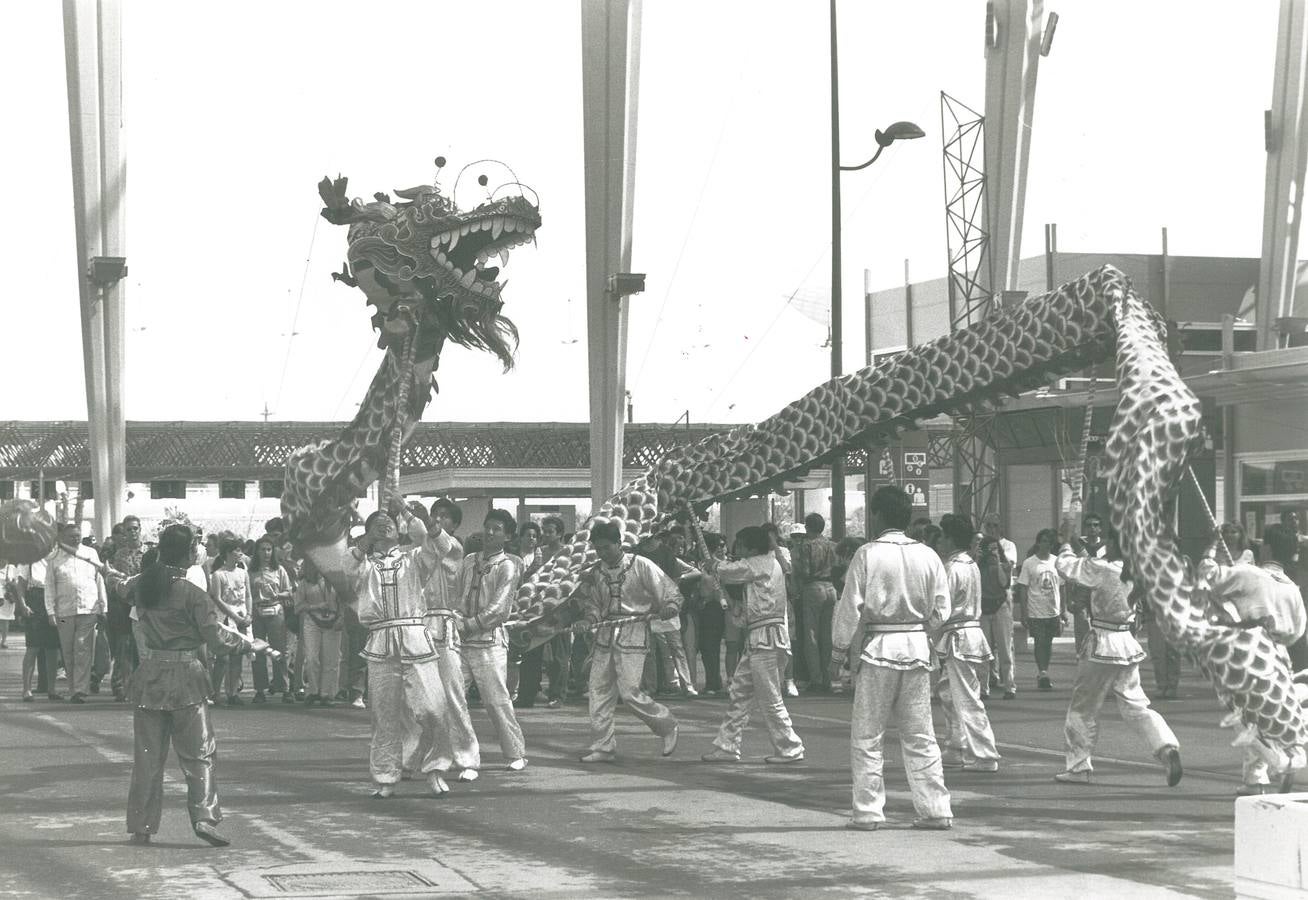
top-left (429, 204), bottom-right (539, 300)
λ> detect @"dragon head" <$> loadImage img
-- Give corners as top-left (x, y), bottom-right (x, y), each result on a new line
top-left (319, 169), bottom-right (541, 369)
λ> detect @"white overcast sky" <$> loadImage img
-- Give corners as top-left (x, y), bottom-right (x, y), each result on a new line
top-left (0, 1), bottom-right (1279, 427)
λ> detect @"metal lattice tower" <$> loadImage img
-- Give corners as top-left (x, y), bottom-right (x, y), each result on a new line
top-left (941, 91), bottom-right (1001, 522)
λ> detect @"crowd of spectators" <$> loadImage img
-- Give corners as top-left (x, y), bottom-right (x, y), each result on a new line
top-left (3, 501), bottom-right (1305, 712)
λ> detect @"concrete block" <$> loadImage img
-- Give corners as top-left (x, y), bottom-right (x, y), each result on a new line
top-left (1235, 792), bottom-right (1308, 898)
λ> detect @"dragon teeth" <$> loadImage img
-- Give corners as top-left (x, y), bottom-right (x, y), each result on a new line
top-left (504, 219), bottom-right (516, 233)
top-left (461, 269), bottom-right (477, 288)
top-left (499, 249), bottom-right (510, 267)
top-left (492, 217), bottom-right (504, 240)
top-left (447, 230), bottom-right (460, 251)
top-left (460, 223), bottom-right (471, 236)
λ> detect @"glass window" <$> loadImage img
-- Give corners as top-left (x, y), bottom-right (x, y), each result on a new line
top-left (1240, 459), bottom-right (1308, 497)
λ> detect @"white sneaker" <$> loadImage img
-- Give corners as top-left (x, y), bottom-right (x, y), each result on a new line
top-left (784, 680), bottom-right (799, 698)
top-left (505, 758), bottom-right (528, 772)
top-left (456, 769), bottom-right (479, 782)
top-left (350, 696), bottom-right (366, 709)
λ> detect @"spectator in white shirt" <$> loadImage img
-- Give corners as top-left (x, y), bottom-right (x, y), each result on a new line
top-left (1014, 528), bottom-right (1065, 691)
top-left (45, 522), bottom-right (108, 702)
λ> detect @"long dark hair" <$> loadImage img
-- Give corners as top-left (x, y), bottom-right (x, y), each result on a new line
top-left (136, 524), bottom-right (194, 609)
top-left (248, 537), bottom-right (279, 574)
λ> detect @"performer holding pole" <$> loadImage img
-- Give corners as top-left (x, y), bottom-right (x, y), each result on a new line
top-left (403, 499), bottom-right (479, 780)
top-left (453, 509), bottom-right (528, 774)
top-left (700, 525), bottom-right (805, 764)
top-left (932, 513), bottom-right (1001, 773)
top-left (831, 486), bottom-right (953, 832)
top-left (349, 501), bottom-right (455, 799)
top-left (572, 520), bottom-right (682, 762)
top-left (1201, 523), bottom-right (1305, 794)
top-left (1052, 527), bottom-right (1183, 787)
top-left (126, 525), bottom-right (269, 846)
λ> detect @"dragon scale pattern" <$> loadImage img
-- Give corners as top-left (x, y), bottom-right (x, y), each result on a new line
top-left (508, 270), bottom-right (1114, 639)
top-left (1103, 278), bottom-right (1306, 751)
top-left (281, 245), bottom-right (1307, 758)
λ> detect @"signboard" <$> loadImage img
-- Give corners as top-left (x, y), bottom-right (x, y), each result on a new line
top-left (904, 479), bottom-right (930, 508)
top-left (902, 451), bottom-right (927, 479)
top-left (876, 448), bottom-right (897, 480)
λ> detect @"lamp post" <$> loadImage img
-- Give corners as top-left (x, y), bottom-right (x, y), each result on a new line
top-left (829, 0), bottom-right (923, 539)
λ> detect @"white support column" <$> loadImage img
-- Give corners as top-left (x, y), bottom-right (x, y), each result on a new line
top-left (63, 0), bottom-right (112, 539)
top-left (983, 0), bottom-right (1045, 292)
top-left (97, 0), bottom-right (127, 528)
top-left (1258, 0), bottom-right (1308, 351)
top-left (581, 0), bottom-right (642, 511)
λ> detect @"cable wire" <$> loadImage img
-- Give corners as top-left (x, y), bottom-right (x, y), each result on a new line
top-left (630, 73), bottom-right (741, 396)
top-left (271, 212), bottom-right (321, 419)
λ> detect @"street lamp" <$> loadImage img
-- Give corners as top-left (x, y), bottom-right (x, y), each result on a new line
top-left (829, 0), bottom-right (923, 539)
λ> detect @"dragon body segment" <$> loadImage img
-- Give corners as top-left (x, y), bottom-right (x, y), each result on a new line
top-left (280, 164), bottom-right (1306, 765)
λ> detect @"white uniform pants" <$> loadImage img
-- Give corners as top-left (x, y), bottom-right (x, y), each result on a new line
top-left (461, 644), bottom-right (526, 761)
top-left (367, 657), bottom-right (448, 784)
top-left (712, 646), bottom-right (804, 758)
top-left (938, 655), bottom-right (1000, 765)
top-left (404, 647), bottom-right (480, 772)
top-left (589, 647), bottom-right (677, 753)
top-left (1064, 659), bottom-right (1178, 773)
top-left (851, 664), bottom-right (952, 825)
top-left (980, 603), bottom-right (1014, 692)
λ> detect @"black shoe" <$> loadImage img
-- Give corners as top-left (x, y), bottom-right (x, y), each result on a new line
top-left (253, 692), bottom-right (267, 704)
top-left (1161, 747), bottom-right (1183, 787)
top-left (47, 693), bottom-right (65, 702)
top-left (90, 679), bottom-right (101, 694)
top-left (193, 820), bottom-right (230, 847)
top-left (69, 693), bottom-right (86, 704)
top-left (129, 832), bottom-right (151, 845)
top-left (1037, 675), bottom-right (1053, 691)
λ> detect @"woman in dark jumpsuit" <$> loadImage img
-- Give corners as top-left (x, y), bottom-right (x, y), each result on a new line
top-left (126, 524), bottom-right (266, 846)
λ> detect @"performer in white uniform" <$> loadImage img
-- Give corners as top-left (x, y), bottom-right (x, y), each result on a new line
top-left (1201, 523), bottom-right (1306, 795)
top-left (572, 519), bottom-right (682, 762)
top-left (1052, 529), bottom-right (1182, 787)
top-left (345, 503), bottom-right (453, 799)
top-left (932, 514), bottom-right (1001, 772)
top-left (701, 525), bottom-right (805, 763)
top-left (403, 500), bottom-right (480, 780)
top-left (831, 486), bottom-right (953, 831)
top-left (455, 509), bottom-right (528, 772)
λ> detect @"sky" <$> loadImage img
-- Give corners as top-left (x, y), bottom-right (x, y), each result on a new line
top-left (0, 1), bottom-right (1281, 428)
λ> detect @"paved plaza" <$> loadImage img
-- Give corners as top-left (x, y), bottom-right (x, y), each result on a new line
top-left (0, 635), bottom-right (1251, 898)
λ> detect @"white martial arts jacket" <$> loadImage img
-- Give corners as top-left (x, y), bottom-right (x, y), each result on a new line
top-left (457, 549), bottom-right (519, 650)
top-left (832, 530), bottom-right (950, 671)
top-left (349, 522), bottom-right (453, 664)
top-left (419, 527), bottom-right (464, 648)
top-left (1055, 545), bottom-right (1144, 665)
top-left (577, 553), bottom-right (681, 653)
top-left (935, 551), bottom-right (991, 664)
top-left (715, 554), bottom-right (789, 651)
top-left (1197, 557), bottom-right (1306, 646)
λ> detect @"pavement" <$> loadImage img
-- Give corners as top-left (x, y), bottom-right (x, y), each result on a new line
top-left (0, 634), bottom-right (1258, 898)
